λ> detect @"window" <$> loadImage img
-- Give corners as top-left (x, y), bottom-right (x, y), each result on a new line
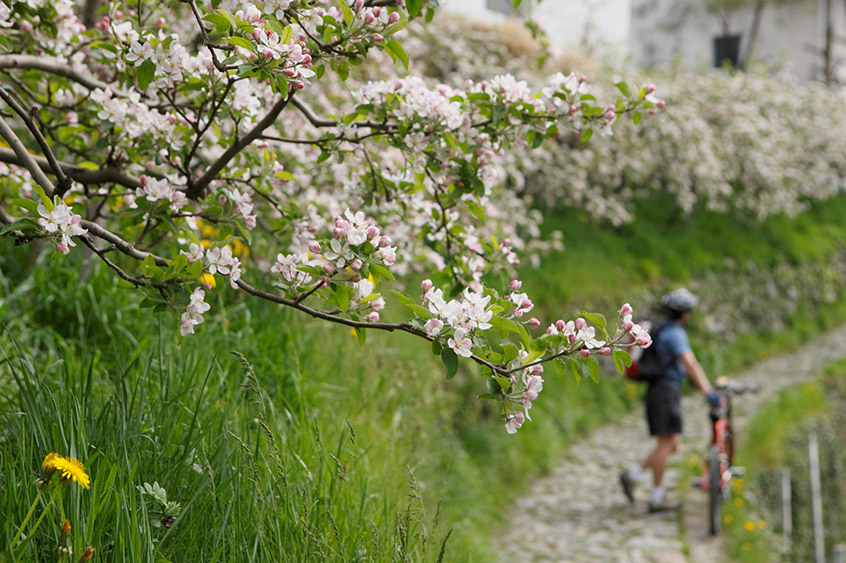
top-left (486, 0), bottom-right (514, 14)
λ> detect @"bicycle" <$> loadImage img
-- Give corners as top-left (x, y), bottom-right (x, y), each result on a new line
top-left (697, 376), bottom-right (759, 535)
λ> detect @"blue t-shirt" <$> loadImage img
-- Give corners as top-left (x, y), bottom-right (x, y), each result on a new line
top-left (652, 322), bottom-right (690, 389)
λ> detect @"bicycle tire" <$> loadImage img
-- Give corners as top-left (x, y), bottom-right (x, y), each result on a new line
top-left (709, 444), bottom-right (721, 536)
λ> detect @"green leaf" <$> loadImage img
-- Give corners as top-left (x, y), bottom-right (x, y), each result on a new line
top-left (585, 355), bottom-right (600, 383)
top-left (406, 0), bottom-right (423, 18)
top-left (569, 360), bottom-right (581, 384)
top-left (369, 263), bottom-right (395, 282)
top-left (513, 0), bottom-right (523, 7)
top-left (615, 81), bottom-right (632, 98)
top-left (386, 39), bottom-right (408, 70)
top-left (202, 12), bottom-right (231, 32)
top-left (441, 347), bottom-right (458, 380)
top-left (225, 36), bottom-right (254, 51)
top-left (613, 350), bottom-right (632, 375)
top-left (390, 290), bottom-right (414, 305)
top-left (281, 26), bottom-right (294, 45)
top-left (137, 59), bottom-right (156, 90)
top-left (355, 327), bottom-right (366, 347)
top-left (401, 302), bottom-right (433, 320)
top-left (340, 1), bottom-right (353, 26)
top-left (580, 311), bottom-right (607, 331)
top-left (276, 74), bottom-right (289, 98)
top-left (431, 339), bottom-right (443, 355)
top-left (501, 343), bottom-right (519, 365)
top-left (13, 198), bottom-right (39, 215)
top-left (632, 111), bottom-right (642, 125)
top-left (580, 128), bottom-right (593, 142)
top-left (0, 218), bottom-right (38, 236)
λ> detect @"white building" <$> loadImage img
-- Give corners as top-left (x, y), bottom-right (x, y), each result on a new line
top-left (437, 0), bottom-right (845, 82)
top-left (629, 0), bottom-right (845, 82)
top-left (437, 0), bottom-right (632, 58)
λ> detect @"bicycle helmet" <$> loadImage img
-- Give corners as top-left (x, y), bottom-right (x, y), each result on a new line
top-left (660, 288), bottom-right (699, 312)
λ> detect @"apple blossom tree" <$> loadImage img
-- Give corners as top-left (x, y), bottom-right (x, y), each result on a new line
top-left (0, 0), bottom-right (661, 432)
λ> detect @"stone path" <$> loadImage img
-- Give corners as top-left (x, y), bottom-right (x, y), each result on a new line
top-left (497, 327), bottom-right (846, 562)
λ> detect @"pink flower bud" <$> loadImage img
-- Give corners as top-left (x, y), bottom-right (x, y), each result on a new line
top-left (283, 68), bottom-right (296, 77)
top-left (367, 312), bottom-right (380, 322)
top-left (252, 28), bottom-right (263, 40)
top-left (295, 82), bottom-right (305, 90)
top-left (575, 317), bottom-right (587, 331)
top-left (372, 33), bottom-right (383, 42)
top-left (350, 259), bottom-right (362, 271)
top-left (624, 320), bottom-right (635, 332)
top-left (572, 130), bottom-right (581, 138)
top-left (645, 83), bottom-right (656, 94)
top-left (308, 240), bottom-right (321, 254)
top-left (157, 16), bottom-right (166, 27)
top-left (510, 280), bottom-right (522, 292)
top-left (365, 13), bottom-right (375, 24)
top-left (580, 349), bottom-right (591, 358)
top-left (421, 279), bottom-right (433, 292)
top-left (569, 104), bottom-right (578, 114)
top-left (378, 235), bottom-right (392, 247)
top-left (528, 317), bottom-right (541, 327)
top-left (600, 347), bottom-right (612, 356)
top-left (547, 326), bottom-right (556, 335)
top-left (555, 319), bottom-right (566, 331)
top-left (568, 333), bottom-right (577, 343)
top-left (578, 74), bottom-right (587, 82)
top-left (389, 11), bottom-right (400, 23)
top-left (366, 225), bottom-right (380, 239)
top-left (657, 99), bottom-right (666, 109)
top-left (649, 108), bottom-right (658, 115)
top-left (332, 227), bottom-right (345, 239)
top-left (620, 303), bottom-right (633, 316)
top-left (354, 0), bottom-right (364, 9)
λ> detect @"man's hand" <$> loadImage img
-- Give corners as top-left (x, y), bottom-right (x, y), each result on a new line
top-left (706, 391), bottom-right (721, 407)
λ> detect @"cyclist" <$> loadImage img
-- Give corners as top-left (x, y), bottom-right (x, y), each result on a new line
top-left (619, 288), bottom-right (721, 512)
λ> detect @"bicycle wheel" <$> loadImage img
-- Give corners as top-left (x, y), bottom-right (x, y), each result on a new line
top-left (709, 444), bottom-right (722, 536)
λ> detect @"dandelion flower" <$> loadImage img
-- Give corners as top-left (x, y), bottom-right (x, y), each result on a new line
top-left (79, 546), bottom-right (95, 561)
top-left (51, 456), bottom-right (90, 489)
top-left (744, 520), bottom-right (756, 531)
top-left (61, 519), bottom-right (71, 536)
top-left (38, 453), bottom-right (61, 488)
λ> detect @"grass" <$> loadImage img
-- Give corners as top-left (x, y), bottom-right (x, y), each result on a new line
top-left (4, 193), bottom-right (846, 561)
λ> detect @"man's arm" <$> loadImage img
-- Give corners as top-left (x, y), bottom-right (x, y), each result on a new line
top-left (680, 350), bottom-right (713, 395)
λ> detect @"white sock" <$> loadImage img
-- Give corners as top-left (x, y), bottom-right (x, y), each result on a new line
top-left (649, 486), bottom-right (666, 505)
top-left (627, 465), bottom-right (642, 481)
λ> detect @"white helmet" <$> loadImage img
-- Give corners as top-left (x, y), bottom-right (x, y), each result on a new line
top-left (660, 288), bottom-right (699, 312)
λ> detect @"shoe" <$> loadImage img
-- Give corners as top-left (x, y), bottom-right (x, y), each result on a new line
top-left (647, 498), bottom-right (682, 513)
top-left (619, 471), bottom-right (636, 504)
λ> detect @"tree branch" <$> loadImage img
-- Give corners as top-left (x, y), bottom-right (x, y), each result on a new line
top-left (188, 93), bottom-right (292, 198)
top-left (0, 54), bottom-right (120, 93)
top-left (80, 220), bottom-right (169, 266)
top-left (0, 85), bottom-right (73, 195)
top-left (0, 114), bottom-right (56, 197)
top-left (0, 147), bottom-right (143, 188)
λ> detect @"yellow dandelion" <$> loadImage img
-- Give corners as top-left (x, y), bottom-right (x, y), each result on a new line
top-left (42, 453), bottom-right (61, 473)
top-left (200, 272), bottom-right (216, 288)
top-left (744, 520), bottom-right (756, 531)
top-left (51, 456), bottom-right (90, 489)
top-left (723, 513), bottom-right (734, 525)
top-left (79, 546), bottom-right (95, 562)
top-left (232, 238), bottom-right (250, 257)
top-left (734, 497), bottom-right (745, 508)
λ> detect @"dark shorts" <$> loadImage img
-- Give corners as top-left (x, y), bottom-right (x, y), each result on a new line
top-left (646, 384), bottom-right (683, 436)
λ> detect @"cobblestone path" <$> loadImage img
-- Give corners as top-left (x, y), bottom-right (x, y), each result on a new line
top-left (497, 327), bottom-right (846, 562)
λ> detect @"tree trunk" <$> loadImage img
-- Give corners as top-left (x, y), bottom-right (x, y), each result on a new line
top-left (740, 0), bottom-right (768, 69)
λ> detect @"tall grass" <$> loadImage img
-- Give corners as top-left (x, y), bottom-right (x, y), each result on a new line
top-left (4, 194), bottom-right (846, 561)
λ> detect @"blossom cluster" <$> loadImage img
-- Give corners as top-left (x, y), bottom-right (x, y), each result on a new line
top-left (421, 280), bottom-right (494, 357)
top-left (36, 200), bottom-right (87, 254)
top-left (179, 287), bottom-right (211, 336)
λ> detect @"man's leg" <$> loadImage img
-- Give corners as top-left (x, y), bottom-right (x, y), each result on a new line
top-left (642, 433), bottom-right (680, 486)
